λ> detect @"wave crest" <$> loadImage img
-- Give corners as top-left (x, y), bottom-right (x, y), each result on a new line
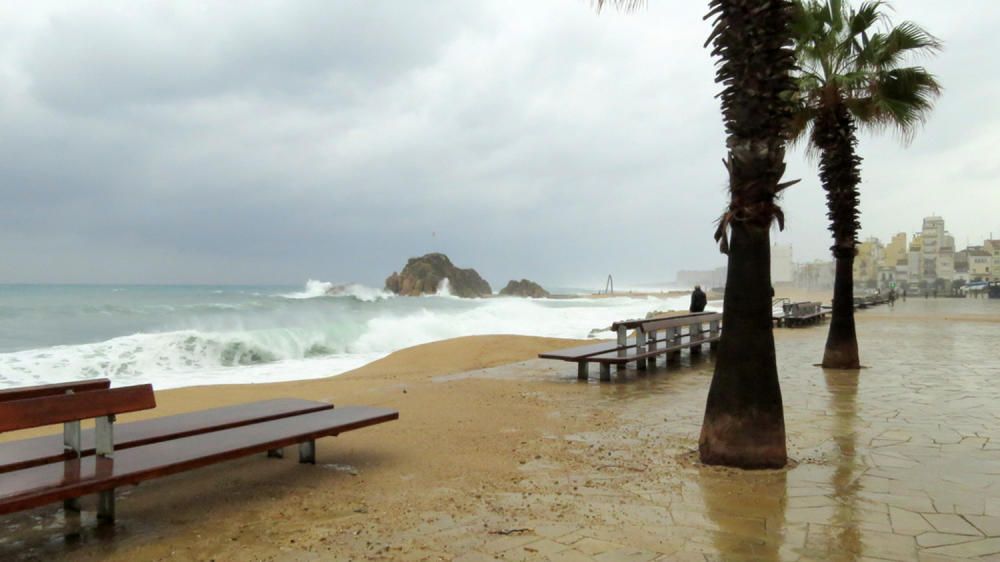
top-left (282, 280), bottom-right (393, 302)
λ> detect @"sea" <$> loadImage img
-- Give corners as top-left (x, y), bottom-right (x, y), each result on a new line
top-left (0, 281), bottom-right (696, 390)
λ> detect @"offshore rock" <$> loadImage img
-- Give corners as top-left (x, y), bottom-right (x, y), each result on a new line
top-left (499, 279), bottom-right (550, 298)
top-left (385, 253), bottom-right (492, 298)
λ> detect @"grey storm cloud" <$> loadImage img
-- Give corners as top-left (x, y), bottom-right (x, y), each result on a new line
top-left (0, 0), bottom-right (997, 287)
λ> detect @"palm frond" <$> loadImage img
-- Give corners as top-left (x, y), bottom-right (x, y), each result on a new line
top-left (861, 66), bottom-right (942, 143)
top-left (790, 0), bottom-right (942, 146)
top-left (876, 21), bottom-right (942, 66)
top-left (848, 1), bottom-right (886, 36)
top-left (593, 0), bottom-right (646, 12)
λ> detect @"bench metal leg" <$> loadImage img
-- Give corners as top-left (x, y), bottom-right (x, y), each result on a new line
top-left (64, 498), bottom-right (81, 512)
top-left (299, 440), bottom-right (316, 464)
top-left (267, 448), bottom-right (284, 459)
top-left (599, 363), bottom-right (611, 382)
top-left (97, 489), bottom-right (115, 523)
top-left (577, 362), bottom-right (588, 381)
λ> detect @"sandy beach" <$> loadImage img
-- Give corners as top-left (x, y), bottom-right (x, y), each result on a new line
top-left (3, 297), bottom-right (1000, 561)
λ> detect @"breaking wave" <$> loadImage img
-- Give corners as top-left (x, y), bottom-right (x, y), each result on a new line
top-left (0, 283), bottom-right (703, 389)
top-left (281, 280), bottom-right (394, 302)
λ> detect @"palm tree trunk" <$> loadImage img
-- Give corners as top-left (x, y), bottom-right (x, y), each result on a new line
top-left (812, 98), bottom-right (863, 369)
top-left (699, 0), bottom-right (796, 469)
top-left (700, 221), bottom-right (787, 468)
top-left (824, 254), bottom-right (860, 368)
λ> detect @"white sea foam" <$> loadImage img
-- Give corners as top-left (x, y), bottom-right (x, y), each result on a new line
top-left (282, 279), bottom-right (335, 299)
top-left (0, 290), bottom-right (700, 390)
top-left (282, 280), bottom-right (393, 302)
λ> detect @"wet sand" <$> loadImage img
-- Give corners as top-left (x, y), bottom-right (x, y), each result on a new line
top-left (2, 298), bottom-right (999, 561)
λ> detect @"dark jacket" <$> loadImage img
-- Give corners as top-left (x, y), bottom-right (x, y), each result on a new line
top-left (690, 288), bottom-right (707, 312)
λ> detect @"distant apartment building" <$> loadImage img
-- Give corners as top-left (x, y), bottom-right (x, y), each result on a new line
top-left (675, 266), bottom-right (728, 289)
top-left (853, 237), bottom-right (883, 288)
top-left (794, 260), bottom-right (835, 290)
top-left (884, 233), bottom-right (908, 266)
top-left (918, 216), bottom-right (955, 283)
top-left (985, 240), bottom-right (1000, 281)
top-left (968, 249), bottom-right (992, 281)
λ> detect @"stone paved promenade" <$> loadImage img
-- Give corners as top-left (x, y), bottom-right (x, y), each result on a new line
top-left (428, 299), bottom-right (1000, 561)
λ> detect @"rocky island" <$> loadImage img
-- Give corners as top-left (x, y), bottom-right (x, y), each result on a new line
top-left (384, 253), bottom-right (492, 298)
top-left (499, 279), bottom-right (550, 298)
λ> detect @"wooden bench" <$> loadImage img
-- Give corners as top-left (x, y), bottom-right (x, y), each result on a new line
top-left (0, 382), bottom-right (398, 523)
top-left (539, 312), bottom-right (722, 382)
top-left (0, 397), bottom-right (334, 473)
top-left (778, 301), bottom-right (827, 327)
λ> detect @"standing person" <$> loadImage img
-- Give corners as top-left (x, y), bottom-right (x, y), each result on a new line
top-left (902, 288), bottom-right (907, 301)
top-left (888, 289), bottom-right (896, 308)
top-left (690, 285), bottom-right (707, 313)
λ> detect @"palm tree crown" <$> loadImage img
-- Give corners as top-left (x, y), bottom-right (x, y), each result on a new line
top-left (790, 0), bottom-right (942, 145)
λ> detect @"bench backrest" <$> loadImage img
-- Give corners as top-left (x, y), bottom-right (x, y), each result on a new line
top-left (642, 312), bottom-right (722, 333)
top-left (611, 311), bottom-right (716, 331)
top-left (0, 379), bottom-right (111, 404)
top-left (0, 384), bottom-right (156, 433)
top-left (783, 301), bottom-right (820, 316)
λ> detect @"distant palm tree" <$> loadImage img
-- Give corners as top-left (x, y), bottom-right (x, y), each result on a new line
top-left (789, 0), bottom-right (942, 369)
top-left (596, 0), bottom-right (798, 468)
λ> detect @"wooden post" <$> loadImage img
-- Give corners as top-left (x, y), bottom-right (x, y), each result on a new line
top-left (577, 362), bottom-right (588, 381)
top-left (646, 329), bottom-right (658, 370)
top-left (689, 323), bottom-right (702, 355)
top-left (63, 412), bottom-right (82, 513)
top-left (599, 363), bottom-right (611, 382)
top-left (635, 329), bottom-right (647, 372)
top-left (668, 327), bottom-right (681, 362)
top-left (95, 414), bottom-right (115, 523)
top-left (710, 319), bottom-right (721, 350)
top-left (615, 325), bottom-right (627, 374)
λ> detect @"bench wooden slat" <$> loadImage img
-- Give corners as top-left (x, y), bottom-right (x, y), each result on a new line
top-left (0, 398), bottom-right (333, 473)
top-left (641, 314), bottom-right (722, 333)
top-left (537, 340), bottom-right (628, 361)
top-left (0, 385), bottom-right (156, 433)
top-left (610, 311), bottom-right (716, 331)
top-left (0, 406), bottom-right (399, 515)
top-left (539, 317), bottom-right (721, 361)
top-left (0, 379), bottom-right (111, 404)
top-left (587, 335), bottom-right (722, 364)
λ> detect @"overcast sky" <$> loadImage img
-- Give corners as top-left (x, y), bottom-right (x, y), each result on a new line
top-left (1, 1), bottom-right (997, 288)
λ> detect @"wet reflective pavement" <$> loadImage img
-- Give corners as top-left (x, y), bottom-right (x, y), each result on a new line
top-left (439, 299), bottom-right (1000, 561)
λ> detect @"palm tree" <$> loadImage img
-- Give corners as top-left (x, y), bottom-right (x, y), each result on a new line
top-left (596, 0), bottom-right (798, 468)
top-left (789, 0), bottom-right (942, 369)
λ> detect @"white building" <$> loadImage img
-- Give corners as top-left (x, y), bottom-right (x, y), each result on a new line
top-left (771, 244), bottom-right (794, 284)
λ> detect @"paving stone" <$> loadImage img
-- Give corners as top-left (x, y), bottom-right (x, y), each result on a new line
top-left (889, 506), bottom-right (934, 536)
top-left (965, 515), bottom-right (1000, 537)
top-left (923, 513), bottom-right (982, 536)
top-left (924, 537), bottom-right (1000, 558)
